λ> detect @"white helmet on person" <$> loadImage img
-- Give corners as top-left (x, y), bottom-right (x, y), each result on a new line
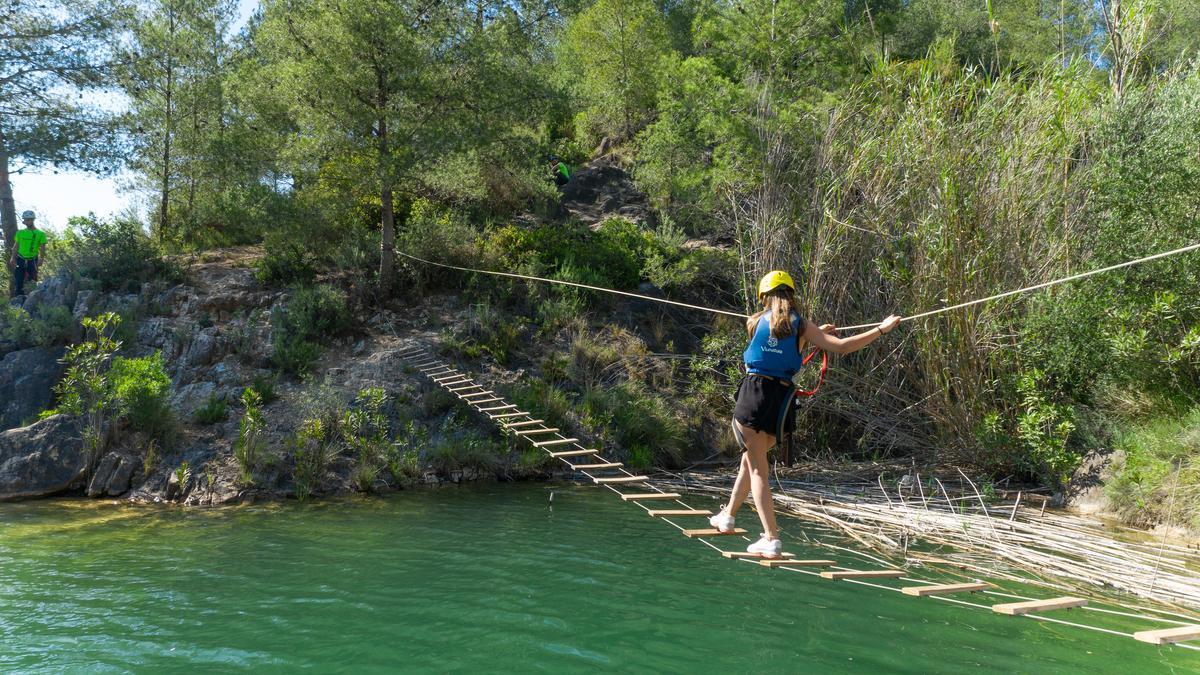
top-left (20, 210), bottom-right (35, 221)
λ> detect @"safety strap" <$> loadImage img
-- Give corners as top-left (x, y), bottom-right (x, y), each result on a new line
top-left (794, 350), bottom-right (827, 398)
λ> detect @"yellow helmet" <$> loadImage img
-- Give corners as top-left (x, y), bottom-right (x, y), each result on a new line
top-left (757, 270), bottom-right (795, 298)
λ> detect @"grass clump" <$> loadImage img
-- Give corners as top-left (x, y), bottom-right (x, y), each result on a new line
top-left (1105, 407), bottom-right (1200, 530)
top-left (235, 388), bottom-right (267, 484)
top-left (194, 393), bottom-right (228, 425)
top-left (580, 382), bottom-right (686, 469)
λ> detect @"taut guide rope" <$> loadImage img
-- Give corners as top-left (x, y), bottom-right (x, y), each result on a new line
top-left (398, 241), bottom-right (1200, 330)
top-left (399, 345), bottom-right (1200, 652)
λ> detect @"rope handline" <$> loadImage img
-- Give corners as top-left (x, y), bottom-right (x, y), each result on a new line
top-left (396, 250), bottom-right (747, 318)
top-left (398, 241), bottom-right (1200, 331)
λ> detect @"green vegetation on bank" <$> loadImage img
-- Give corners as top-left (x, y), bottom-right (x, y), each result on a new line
top-left (6, 0), bottom-right (1200, 526)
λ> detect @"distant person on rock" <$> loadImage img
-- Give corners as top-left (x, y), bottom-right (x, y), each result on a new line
top-left (549, 155), bottom-right (571, 188)
top-left (10, 210), bottom-right (47, 298)
top-left (708, 270), bottom-right (902, 558)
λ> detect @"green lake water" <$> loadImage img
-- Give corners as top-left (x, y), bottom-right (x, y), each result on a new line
top-left (1, 483), bottom-right (1198, 673)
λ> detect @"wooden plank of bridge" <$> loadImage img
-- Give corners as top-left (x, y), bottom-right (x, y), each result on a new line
top-left (491, 411), bottom-right (531, 419)
top-left (620, 493), bottom-right (680, 501)
top-left (502, 419), bottom-right (545, 428)
top-left (533, 438), bottom-right (579, 447)
top-left (514, 428), bottom-right (560, 436)
top-left (549, 449), bottom-right (598, 458)
top-left (570, 462), bottom-right (623, 470)
top-left (440, 379), bottom-right (473, 387)
top-left (721, 551), bottom-right (795, 560)
top-left (647, 509), bottom-right (713, 517)
top-left (469, 397), bottom-right (504, 406)
top-left (448, 384), bottom-right (485, 392)
top-left (479, 404), bottom-right (518, 412)
top-left (759, 559), bottom-right (836, 568)
top-left (901, 582), bottom-right (992, 597)
top-left (594, 476), bottom-right (649, 484)
top-left (991, 597), bottom-right (1087, 616)
top-left (432, 373), bottom-right (464, 382)
top-left (461, 391), bottom-right (496, 399)
top-left (682, 528), bottom-right (748, 538)
top-left (820, 570), bottom-right (905, 580)
top-left (1133, 625), bottom-right (1200, 645)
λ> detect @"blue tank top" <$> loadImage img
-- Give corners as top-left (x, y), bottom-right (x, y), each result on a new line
top-left (743, 312), bottom-right (804, 380)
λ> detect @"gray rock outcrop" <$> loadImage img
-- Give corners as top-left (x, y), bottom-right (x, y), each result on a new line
top-left (0, 415), bottom-right (86, 501)
top-left (0, 347), bottom-right (65, 430)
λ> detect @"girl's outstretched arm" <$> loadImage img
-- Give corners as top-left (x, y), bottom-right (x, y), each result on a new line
top-left (803, 315), bottom-right (901, 355)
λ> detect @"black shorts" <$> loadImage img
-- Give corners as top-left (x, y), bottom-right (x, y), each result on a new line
top-left (732, 374), bottom-right (797, 442)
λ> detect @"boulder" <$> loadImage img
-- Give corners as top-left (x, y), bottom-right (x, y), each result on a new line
top-left (0, 415), bottom-right (86, 501)
top-left (171, 381), bottom-right (217, 417)
top-left (106, 456), bottom-right (137, 496)
top-left (0, 347), bottom-right (66, 430)
top-left (23, 274), bottom-right (78, 317)
top-left (87, 452), bottom-right (121, 497)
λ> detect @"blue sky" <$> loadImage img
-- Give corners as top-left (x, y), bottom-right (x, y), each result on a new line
top-left (14, 0), bottom-right (260, 232)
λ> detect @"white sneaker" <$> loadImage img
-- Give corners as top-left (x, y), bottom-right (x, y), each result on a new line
top-left (709, 507), bottom-right (735, 533)
top-left (746, 534), bottom-right (783, 559)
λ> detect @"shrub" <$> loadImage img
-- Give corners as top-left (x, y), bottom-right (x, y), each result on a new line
top-left (248, 373), bottom-right (279, 404)
top-left (255, 242), bottom-right (317, 286)
top-left (109, 352), bottom-right (176, 443)
top-left (271, 284), bottom-right (352, 375)
top-left (52, 313), bottom-right (122, 463)
top-left (423, 416), bottom-right (501, 475)
top-left (344, 388), bottom-right (390, 492)
top-left (387, 420), bottom-right (427, 482)
top-left (290, 417), bottom-right (338, 500)
top-left (193, 394), bottom-right (228, 425)
top-left (235, 388), bottom-right (267, 484)
top-left (30, 306), bottom-right (74, 347)
top-left (56, 214), bottom-right (179, 292)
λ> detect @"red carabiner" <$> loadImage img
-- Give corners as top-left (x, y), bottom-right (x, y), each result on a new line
top-left (795, 350), bottom-right (827, 397)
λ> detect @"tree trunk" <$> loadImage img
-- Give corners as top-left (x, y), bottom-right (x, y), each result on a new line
top-left (378, 115), bottom-right (395, 292)
top-left (158, 7), bottom-right (176, 244)
top-left (0, 127), bottom-right (17, 251)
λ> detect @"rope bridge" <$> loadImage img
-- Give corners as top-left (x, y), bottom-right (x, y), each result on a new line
top-left (398, 345), bottom-right (1200, 650)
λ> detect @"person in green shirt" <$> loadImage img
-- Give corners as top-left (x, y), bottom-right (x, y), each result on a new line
top-left (10, 210), bottom-right (47, 297)
top-left (549, 155), bottom-right (570, 188)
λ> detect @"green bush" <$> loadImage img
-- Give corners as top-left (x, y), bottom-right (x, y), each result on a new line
top-left (1, 305), bottom-right (74, 348)
top-left (109, 352), bottom-right (176, 443)
top-left (423, 416), bottom-right (501, 475)
top-left (248, 373), bottom-right (279, 404)
top-left (193, 394), bottom-right (228, 425)
top-left (343, 388), bottom-right (390, 492)
top-left (56, 214), bottom-right (180, 292)
top-left (255, 242), bottom-right (318, 286)
top-left (271, 284), bottom-right (352, 375)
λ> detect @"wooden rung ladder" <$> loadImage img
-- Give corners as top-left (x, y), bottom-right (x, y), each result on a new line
top-left (1133, 625), bottom-right (1200, 645)
top-left (820, 570), bottom-right (905, 580)
top-left (532, 438), bottom-right (579, 447)
top-left (646, 509), bottom-right (712, 517)
top-left (480, 404), bottom-right (518, 412)
top-left (514, 428), bottom-right (560, 436)
top-left (469, 397), bottom-right (503, 406)
top-left (448, 384), bottom-right (485, 392)
top-left (759, 559), bottom-right (836, 568)
top-left (549, 449), bottom-right (598, 458)
top-left (593, 476), bottom-right (648, 484)
top-left (901, 582), bottom-right (992, 597)
top-left (682, 528), bottom-right (748, 538)
top-left (570, 462), bottom-right (622, 470)
top-left (991, 597), bottom-right (1086, 616)
top-left (491, 411), bottom-right (531, 419)
top-left (502, 420), bottom-right (545, 428)
top-left (620, 493), bottom-right (680, 501)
